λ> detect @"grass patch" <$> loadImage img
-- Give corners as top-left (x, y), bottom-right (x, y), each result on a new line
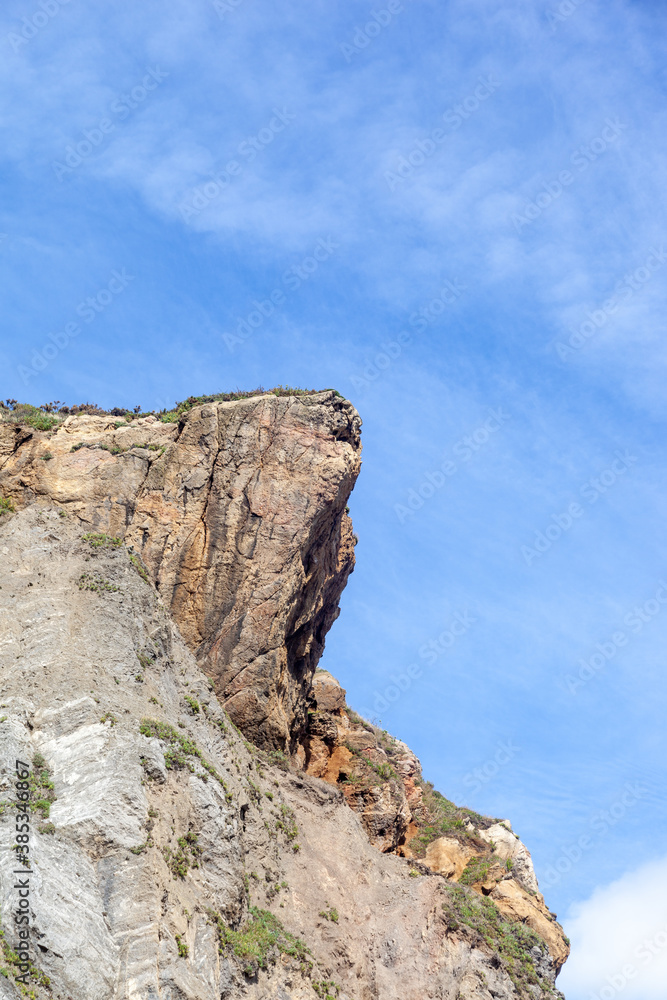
top-left (459, 856), bottom-right (495, 886)
top-left (261, 748), bottom-right (290, 772)
top-left (71, 441), bottom-right (125, 454)
top-left (27, 752), bottom-right (57, 821)
top-left (0, 923), bottom-right (51, 997)
top-left (83, 532), bottom-right (122, 549)
top-left (312, 982), bottom-right (341, 999)
top-left (0, 401), bottom-right (61, 431)
top-left (77, 573), bottom-right (120, 594)
top-left (129, 553), bottom-right (150, 585)
top-left (0, 497), bottom-right (16, 514)
top-left (163, 831), bottom-right (201, 878)
top-left (441, 883), bottom-right (553, 998)
top-left (210, 906), bottom-right (311, 977)
top-left (407, 781), bottom-right (494, 857)
top-left (275, 803), bottom-right (298, 841)
top-left (139, 718), bottom-right (232, 801)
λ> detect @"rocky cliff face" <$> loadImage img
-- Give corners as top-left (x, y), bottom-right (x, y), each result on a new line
top-left (0, 395), bottom-right (568, 1000)
top-left (0, 392), bottom-right (361, 749)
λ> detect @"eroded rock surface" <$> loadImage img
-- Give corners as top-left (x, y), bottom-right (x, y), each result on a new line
top-left (0, 392), bottom-right (361, 749)
top-left (0, 508), bottom-right (565, 1000)
top-left (299, 671), bottom-right (570, 974)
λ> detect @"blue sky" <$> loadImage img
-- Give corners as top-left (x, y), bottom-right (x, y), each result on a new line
top-left (2, 0), bottom-right (667, 994)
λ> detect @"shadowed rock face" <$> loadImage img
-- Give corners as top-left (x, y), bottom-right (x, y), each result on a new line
top-left (0, 392), bottom-right (361, 749)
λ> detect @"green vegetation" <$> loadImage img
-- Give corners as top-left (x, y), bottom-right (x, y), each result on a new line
top-left (129, 553), bottom-right (150, 585)
top-left (163, 831), bottom-right (201, 878)
top-left (30, 752), bottom-right (56, 820)
top-left (71, 441), bottom-right (125, 454)
top-left (130, 840), bottom-right (151, 855)
top-left (210, 906), bottom-right (311, 977)
top-left (441, 884), bottom-right (553, 998)
top-left (0, 400), bottom-right (61, 431)
top-left (261, 749), bottom-right (290, 771)
top-left (40, 451), bottom-right (53, 461)
top-left (275, 803), bottom-right (298, 841)
top-left (130, 441), bottom-right (163, 452)
top-left (77, 573), bottom-right (120, 594)
top-left (174, 934), bottom-right (189, 958)
top-left (158, 386), bottom-right (325, 423)
top-left (1, 391), bottom-right (343, 434)
top-left (38, 822), bottom-right (55, 835)
top-left (136, 651), bottom-right (155, 671)
top-left (318, 906), bottom-right (339, 923)
top-left (407, 781), bottom-right (494, 857)
top-left (312, 981), bottom-right (340, 999)
top-left (100, 713), bottom-right (117, 727)
top-left (345, 708), bottom-right (375, 733)
top-left (340, 741), bottom-right (399, 791)
top-left (0, 497), bottom-right (15, 514)
top-left (0, 922), bottom-right (51, 998)
top-left (184, 695), bottom-right (200, 714)
top-left (139, 718), bottom-right (232, 801)
top-left (83, 532), bottom-right (122, 549)
top-left (459, 856), bottom-right (495, 886)
top-left (266, 879), bottom-right (288, 902)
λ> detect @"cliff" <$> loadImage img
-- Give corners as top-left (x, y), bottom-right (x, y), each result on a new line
top-left (0, 393), bottom-right (568, 1000)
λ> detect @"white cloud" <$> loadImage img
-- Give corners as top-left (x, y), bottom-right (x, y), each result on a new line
top-left (559, 855), bottom-right (667, 1000)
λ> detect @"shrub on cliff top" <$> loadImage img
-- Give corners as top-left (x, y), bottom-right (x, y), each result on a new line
top-left (0, 388), bottom-right (341, 429)
top-left (407, 781), bottom-right (495, 856)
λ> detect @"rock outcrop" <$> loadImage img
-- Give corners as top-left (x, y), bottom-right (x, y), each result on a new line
top-left (0, 392), bottom-right (361, 749)
top-left (0, 395), bottom-right (568, 999)
top-left (299, 670), bottom-right (570, 974)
